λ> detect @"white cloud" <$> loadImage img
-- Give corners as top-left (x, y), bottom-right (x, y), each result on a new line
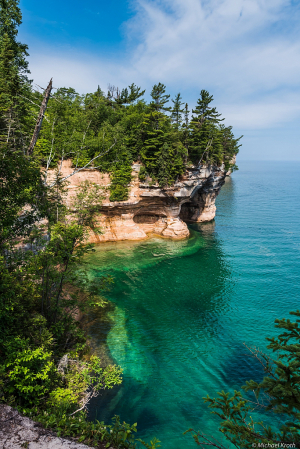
top-left (29, 52), bottom-right (130, 93)
top-left (220, 95), bottom-right (300, 128)
top-left (27, 0), bottom-right (300, 130)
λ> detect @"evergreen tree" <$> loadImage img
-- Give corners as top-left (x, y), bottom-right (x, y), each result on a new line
top-left (171, 93), bottom-right (184, 129)
top-left (181, 102), bottom-right (190, 161)
top-left (128, 83), bottom-right (145, 104)
top-left (96, 85), bottom-right (104, 97)
top-left (112, 84), bottom-right (145, 106)
top-left (0, 0), bottom-right (29, 76)
top-left (191, 89), bottom-right (223, 125)
top-left (141, 111), bottom-right (166, 174)
top-left (0, 32), bottom-right (19, 117)
top-left (184, 102), bottom-right (189, 128)
top-left (0, 0), bottom-right (30, 149)
top-left (220, 124), bottom-right (242, 170)
top-left (150, 82), bottom-right (171, 113)
top-left (189, 90), bottom-right (224, 164)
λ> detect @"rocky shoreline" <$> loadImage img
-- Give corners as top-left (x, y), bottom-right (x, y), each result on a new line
top-left (0, 405), bottom-right (95, 449)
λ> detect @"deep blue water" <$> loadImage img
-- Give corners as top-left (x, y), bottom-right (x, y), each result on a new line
top-left (85, 161), bottom-right (300, 448)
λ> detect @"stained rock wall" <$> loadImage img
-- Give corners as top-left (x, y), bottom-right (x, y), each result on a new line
top-left (56, 161), bottom-right (227, 243)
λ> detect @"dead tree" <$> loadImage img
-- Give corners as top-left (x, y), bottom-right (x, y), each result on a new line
top-left (28, 78), bottom-right (53, 156)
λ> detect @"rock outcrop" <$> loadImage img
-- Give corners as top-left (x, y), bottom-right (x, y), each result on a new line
top-left (0, 405), bottom-right (93, 449)
top-left (56, 161), bottom-right (227, 243)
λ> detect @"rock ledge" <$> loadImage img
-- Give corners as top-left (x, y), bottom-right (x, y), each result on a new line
top-left (0, 404), bottom-right (92, 449)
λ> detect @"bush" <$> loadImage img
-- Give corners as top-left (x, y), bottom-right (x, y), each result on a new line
top-left (138, 166), bottom-right (147, 182)
top-left (109, 165), bottom-right (132, 202)
top-left (1, 338), bottom-right (58, 406)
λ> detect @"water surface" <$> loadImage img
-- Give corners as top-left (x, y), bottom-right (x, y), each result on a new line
top-left (85, 161), bottom-right (300, 448)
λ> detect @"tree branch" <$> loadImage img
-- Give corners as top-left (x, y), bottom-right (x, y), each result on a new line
top-left (46, 139), bottom-right (117, 188)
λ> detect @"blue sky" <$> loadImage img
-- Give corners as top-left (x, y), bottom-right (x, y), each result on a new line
top-left (19, 0), bottom-right (300, 161)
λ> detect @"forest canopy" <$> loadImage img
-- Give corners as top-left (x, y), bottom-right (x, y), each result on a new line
top-left (33, 84), bottom-right (242, 200)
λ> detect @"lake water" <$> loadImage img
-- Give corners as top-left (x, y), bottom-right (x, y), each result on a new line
top-left (85, 160), bottom-right (300, 448)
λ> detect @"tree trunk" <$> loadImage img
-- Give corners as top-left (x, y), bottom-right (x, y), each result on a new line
top-left (28, 78), bottom-right (53, 156)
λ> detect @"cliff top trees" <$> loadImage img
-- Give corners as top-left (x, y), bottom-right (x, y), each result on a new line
top-left (189, 90), bottom-right (225, 164)
top-left (171, 93), bottom-right (184, 129)
top-left (150, 82), bottom-right (171, 113)
top-left (33, 81), bottom-right (241, 196)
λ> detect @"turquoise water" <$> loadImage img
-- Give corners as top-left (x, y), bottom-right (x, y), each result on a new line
top-left (85, 161), bottom-right (300, 448)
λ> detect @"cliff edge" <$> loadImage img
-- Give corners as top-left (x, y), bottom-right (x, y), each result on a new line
top-left (57, 160), bottom-right (227, 243)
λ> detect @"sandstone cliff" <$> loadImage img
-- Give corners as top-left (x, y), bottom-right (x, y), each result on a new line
top-left (57, 160), bottom-right (227, 243)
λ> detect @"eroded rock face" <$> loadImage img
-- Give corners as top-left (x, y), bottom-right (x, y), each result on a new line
top-left (0, 405), bottom-right (92, 449)
top-left (55, 161), bottom-right (227, 242)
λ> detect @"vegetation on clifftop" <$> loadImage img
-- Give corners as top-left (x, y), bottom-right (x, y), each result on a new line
top-left (22, 78), bottom-right (241, 203)
top-left (33, 84), bottom-right (241, 200)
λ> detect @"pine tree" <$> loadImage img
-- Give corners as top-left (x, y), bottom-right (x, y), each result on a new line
top-left (220, 124), bottom-right (242, 170)
top-left (184, 103), bottom-right (189, 128)
top-left (0, 0), bottom-right (30, 149)
top-left (181, 102), bottom-right (190, 161)
top-left (0, 32), bottom-right (19, 115)
top-left (171, 93), bottom-right (184, 129)
top-left (0, 0), bottom-right (29, 78)
top-left (189, 90), bottom-right (224, 164)
top-left (141, 111), bottom-right (166, 174)
top-left (113, 83), bottom-right (145, 106)
top-left (150, 82), bottom-right (171, 113)
top-left (191, 89), bottom-right (223, 125)
top-left (128, 83), bottom-right (145, 104)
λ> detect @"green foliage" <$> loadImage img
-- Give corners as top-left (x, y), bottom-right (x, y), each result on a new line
top-left (171, 93), bottom-right (184, 129)
top-left (48, 355), bottom-right (122, 413)
top-left (1, 339), bottom-right (57, 406)
top-left (27, 409), bottom-right (161, 449)
top-left (138, 165), bottom-right (147, 182)
top-left (0, 0), bottom-right (29, 75)
top-left (140, 111), bottom-right (186, 186)
top-left (187, 310), bottom-right (300, 448)
top-left (109, 159), bottom-right (132, 202)
top-left (0, 0), bottom-right (31, 150)
top-left (71, 180), bottom-right (104, 231)
top-left (150, 82), bottom-right (171, 113)
top-left (0, 147), bottom-right (47, 248)
top-left (30, 80), bottom-right (240, 195)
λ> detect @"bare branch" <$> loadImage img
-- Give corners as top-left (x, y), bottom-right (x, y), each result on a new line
top-left (185, 430), bottom-right (229, 449)
top-left (198, 138), bottom-right (213, 166)
top-left (28, 78), bottom-right (53, 156)
top-left (18, 95), bottom-right (43, 109)
top-left (243, 343), bottom-right (276, 379)
top-left (47, 139), bottom-right (117, 188)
